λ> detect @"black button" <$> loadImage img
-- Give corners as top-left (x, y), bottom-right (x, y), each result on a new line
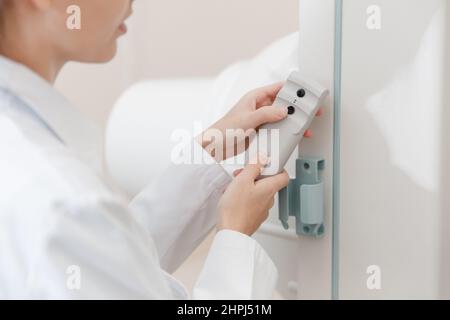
top-left (287, 106), bottom-right (295, 115)
top-left (297, 89), bottom-right (306, 98)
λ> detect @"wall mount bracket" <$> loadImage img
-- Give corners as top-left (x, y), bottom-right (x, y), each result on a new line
top-left (279, 158), bottom-right (325, 237)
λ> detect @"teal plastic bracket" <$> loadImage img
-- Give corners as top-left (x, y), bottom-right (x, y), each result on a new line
top-left (279, 158), bottom-right (325, 237)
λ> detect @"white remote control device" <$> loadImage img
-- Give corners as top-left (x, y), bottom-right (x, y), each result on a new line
top-left (258, 71), bottom-right (329, 177)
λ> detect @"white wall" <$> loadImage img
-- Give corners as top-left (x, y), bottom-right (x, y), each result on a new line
top-left (55, 0), bottom-right (298, 129)
top-left (336, 0), bottom-right (450, 299)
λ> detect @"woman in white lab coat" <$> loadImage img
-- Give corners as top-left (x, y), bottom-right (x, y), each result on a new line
top-left (0, 0), bottom-right (315, 299)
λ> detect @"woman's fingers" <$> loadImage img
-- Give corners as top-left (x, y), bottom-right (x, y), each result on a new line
top-left (304, 130), bottom-right (313, 138)
top-left (232, 168), bottom-right (244, 177)
top-left (251, 105), bottom-right (323, 131)
top-left (316, 107), bottom-right (324, 117)
top-left (247, 105), bottom-right (287, 129)
top-left (239, 154), bottom-right (270, 182)
top-left (303, 107), bottom-right (324, 138)
top-left (256, 171), bottom-right (290, 195)
top-left (250, 82), bottom-right (285, 107)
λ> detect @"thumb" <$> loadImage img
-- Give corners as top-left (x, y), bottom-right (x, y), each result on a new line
top-left (256, 171), bottom-right (290, 195)
top-left (247, 105), bottom-right (287, 129)
top-left (239, 153), bottom-right (270, 182)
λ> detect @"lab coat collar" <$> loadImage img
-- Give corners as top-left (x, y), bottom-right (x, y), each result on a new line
top-left (0, 55), bottom-right (102, 172)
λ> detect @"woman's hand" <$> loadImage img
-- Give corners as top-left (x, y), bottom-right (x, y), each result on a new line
top-left (197, 82), bottom-right (322, 161)
top-left (217, 155), bottom-right (290, 236)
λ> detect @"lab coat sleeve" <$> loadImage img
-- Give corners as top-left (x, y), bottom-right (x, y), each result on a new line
top-left (130, 140), bottom-right (232, 273)
top-left (32, 195), bottom-right (176, 299)
top-left (130, 140), bottom-right (279, 299)
top-left (193, 230), bottom-right (278, 300)
top-left (33, 187), bottom-right (277, 300)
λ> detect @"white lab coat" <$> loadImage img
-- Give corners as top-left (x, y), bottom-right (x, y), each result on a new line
top-left (0, 55), bottom-right (277, 299)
